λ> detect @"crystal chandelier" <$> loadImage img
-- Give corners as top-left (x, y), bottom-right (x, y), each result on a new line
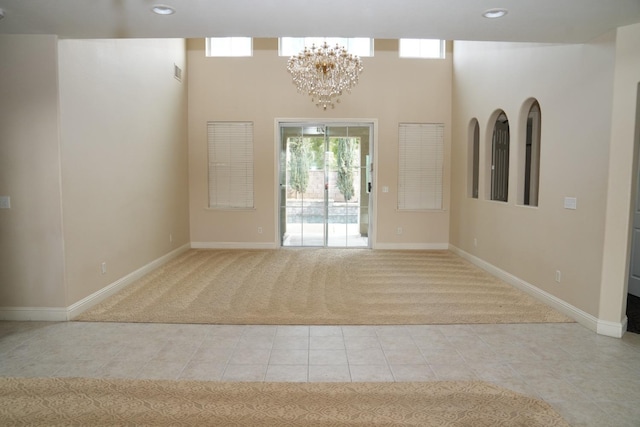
top-left (287, 42), bottom-right (364, 110)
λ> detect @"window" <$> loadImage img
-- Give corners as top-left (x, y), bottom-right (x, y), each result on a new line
top-left (206, 37), bottom-right (252, 57)
top-left (399, 39), bottom-right (445, 59)
top-left (279, 37), bottom-right (373, 57)
top-left (523, 101), bottom-right (541, 206)
top-left (207, 122), bottom-right (254, 209)
top-left (398, 123), bottom-right (444, 210)
top-left (490, 111), bottom-right (510, 202)
top-left (469, 119), bottom-right (480, 198)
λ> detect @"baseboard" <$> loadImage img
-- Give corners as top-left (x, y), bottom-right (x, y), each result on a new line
top-left (598, 317), bottom-right (628, 338)
top-left (191, 242), bottom-right (448, 251)
top-left (374, 243), bottom-right (449, 250)
top-left (191, 241), bottom-right (279, 249)
top-left (0, 307), bottom-right (69, 322)
top-left (447, 244), bottom-right (625, 337)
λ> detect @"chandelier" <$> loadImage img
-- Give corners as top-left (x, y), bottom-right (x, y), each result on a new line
top-left (287, 42), bottom-right (364, 110)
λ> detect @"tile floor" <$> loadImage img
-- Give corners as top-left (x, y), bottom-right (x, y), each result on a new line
top-left (1, 320), bottom-right (640, 426)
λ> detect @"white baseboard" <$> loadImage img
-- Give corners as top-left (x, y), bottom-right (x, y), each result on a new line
top-left (0, 307), bottom-right (69, 322)
top-left (191, 241), bottom-right (279, 249)
top-left (598, 317), bottom-right (628, 338)
top-left (0, 244), bottom-right (191, 322)
top-left (448, 244), bottom-right (626, 338)
top-left (374, 243), bottom-right (449, 250)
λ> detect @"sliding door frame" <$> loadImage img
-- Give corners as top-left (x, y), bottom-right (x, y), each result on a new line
top-left (274, 118), bottom-right (378, 248)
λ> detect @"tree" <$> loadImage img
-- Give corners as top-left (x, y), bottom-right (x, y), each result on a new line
top-left (336, 137), bottom-right (355, 201)
top-left (288, 137), bottom-right (311, 198)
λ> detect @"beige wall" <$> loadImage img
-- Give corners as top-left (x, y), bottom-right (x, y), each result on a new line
top-left (187, 39), bottom-right (452, 248)
top-left (0, 35), bottom-right (67, 308)
top-left (450, 34), bottom-right (617, 318)
top-left (0, 36), bottom-right (189, 314)
top-left (58, 39), bottom-right (190, 304)
top-left (4, 30), bottom-right (637, 330)
top-left (599, 23), bottom-right (640, 323)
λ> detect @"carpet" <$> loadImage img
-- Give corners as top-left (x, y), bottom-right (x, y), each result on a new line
top-left (76, 249), bottom-right (573, 325)
top-left (0, 377), bottom-right (571, 426)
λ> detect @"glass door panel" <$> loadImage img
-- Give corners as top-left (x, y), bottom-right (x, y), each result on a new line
top-left (280, 123), bottom-right (371, 248)
top-left (280, 125), bottom-right (325, 246)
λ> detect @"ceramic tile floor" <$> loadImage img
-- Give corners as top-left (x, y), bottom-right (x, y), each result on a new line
top-left (1, 321), bottom-right (640, 426)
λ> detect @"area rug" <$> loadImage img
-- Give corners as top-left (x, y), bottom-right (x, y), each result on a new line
top-left (76, 249), bottom-right (572, 325)
top-left (0, 378), bottom-right (570, 426)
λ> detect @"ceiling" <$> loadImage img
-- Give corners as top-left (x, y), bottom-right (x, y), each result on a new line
top-left (1, 0), bottom-right (640, 43)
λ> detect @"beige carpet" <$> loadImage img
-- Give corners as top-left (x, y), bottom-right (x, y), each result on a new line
top-left (0, 377), bottom-right (570, 426)
top-left (76, 249), bottom-right (572, 325)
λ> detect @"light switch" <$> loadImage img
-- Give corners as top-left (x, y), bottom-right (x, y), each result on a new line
top-left (382, 186), bottom-right (389, 193)
top-left (563, 197), bottom-right (577, 210)
top-left (0, 196), bottom-right (10, 209)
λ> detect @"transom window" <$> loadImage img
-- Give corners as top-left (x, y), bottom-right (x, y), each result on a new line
top-left (206, 37), bottom-right (252, 57)
top-left (279, 38), bottom-right (373, 57)
top-left (399, 39), bottom-right (445, 59)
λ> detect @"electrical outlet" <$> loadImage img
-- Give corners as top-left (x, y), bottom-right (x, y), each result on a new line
top-left (473, 238), bottom-right (478, 247)
top-left (101, 262), bottom-right (107, 275)
top-left (555, 270), bottom-right (561, 283)
top-left (169, 233), bottom-right (173, 243)
top-left (397, 227), bottom-right (403, 235)
top-left (258, 227), bottom-right (263, 234)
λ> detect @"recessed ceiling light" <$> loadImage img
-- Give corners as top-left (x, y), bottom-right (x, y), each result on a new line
top-left (152, 5), bottom-right (175, 15)
top-left (482, 8), bottom-right (508, 19)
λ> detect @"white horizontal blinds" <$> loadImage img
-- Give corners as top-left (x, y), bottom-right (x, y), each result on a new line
top-left (207, 122), bottom-right (254, 209)
top-left (398, 123), bottom-right (444, 210)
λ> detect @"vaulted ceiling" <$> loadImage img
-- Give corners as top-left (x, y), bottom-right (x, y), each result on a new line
top-left (1, 0), bottom-right (640, 43)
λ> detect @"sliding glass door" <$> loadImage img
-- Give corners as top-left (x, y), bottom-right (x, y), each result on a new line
top-left (279, 123), bottom-right (372, 248)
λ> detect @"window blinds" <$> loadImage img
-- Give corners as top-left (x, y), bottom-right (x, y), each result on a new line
top-left (207, 121), bottom-right (254, 209)
top-left (398, 123), bottom-right (444, 210)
